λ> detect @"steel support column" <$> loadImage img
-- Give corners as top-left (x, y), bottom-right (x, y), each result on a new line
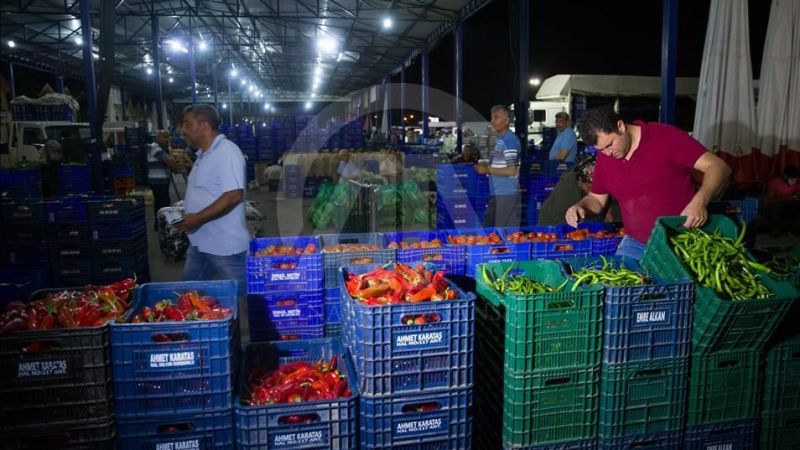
top-left (515, 0), bottom-right (530, 153)
top-left (8, 63), bottom-right (16, 99)
top-left (455, 22), bottom-right (463, 152)
top-left (80, 0), bottom-right (102, 192)
top-left (120, 84), bottom-right (126, 120)
top-left (213, 67), bottom-right (219, 111)
top-left (151, 15), bottom-right (164, 129)
top-left (189, 36), bottom-right (197, 104)
top-left (421, 53), bottom-right (429, 139)
top-left (227, 76), bottom-right (233, 125)
top-left (385, 76), bottom-right (392, 138)
top-left (400, 67), bottom-right (405, 142)
top-left (660, 0), bottom-right (678, 124)
top-left (56, 75), bottom-right (64, 94)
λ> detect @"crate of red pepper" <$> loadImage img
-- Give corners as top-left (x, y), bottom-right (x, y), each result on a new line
top-left (0, 278), bottom-right (136, 430)
top-left (445, 228), bottom-right (525, 277)
top-left (110, 280), bottom-right (238, 418)
top-left (383, 231), bottom-right (466, 275)
top-left (320, 232), bottom-right (395, 288)
top-left (340, 263), bottom-right (475, 396)
top-left (247, 236), bottom-right (323, 293)
top-left (235, 338), bottom-right (359, 450)
top-left (247, 289), bottom-right (325, 341)
top-left (502, 225), bottom-right (594, 260)
top-left (116, 409), bottom-right (233, 450)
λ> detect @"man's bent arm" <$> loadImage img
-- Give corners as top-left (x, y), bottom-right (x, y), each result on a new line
top-left (692, 152), bottom-right (731, 205)
top-left (194, 189), bottom-right (244, 224)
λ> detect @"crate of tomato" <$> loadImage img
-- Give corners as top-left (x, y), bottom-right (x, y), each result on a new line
top-left (560, 223), bottom-right (625, 256)
top-left (445, 228), bottom-right (525, 277)
top-left (320, 233), bottom-right (395, 289)
top-left (0, 278), bottom-right (136, 430)
top-left (110, 280), bottom-right (238, 418)
top-left (340, 262), bottom-right (475, 396)
top-left (382, 231), bottom-right (466, 275)
top-left (502, 225), bottom-right (594, 260)
top-left (235, 339), bottom-right (359, 450)
top-left (247, 236), bottom-right (323, 294)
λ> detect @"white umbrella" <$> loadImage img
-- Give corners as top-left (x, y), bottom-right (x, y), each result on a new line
top-left (693, 0), bottom-right (757, 183)
top-left (756, 0), bottom-right (800, 178)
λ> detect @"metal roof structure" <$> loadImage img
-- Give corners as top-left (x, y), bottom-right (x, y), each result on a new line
top-left (1, 0), bottom-right (491, 102)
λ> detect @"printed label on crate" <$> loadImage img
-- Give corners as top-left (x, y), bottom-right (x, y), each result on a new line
top-left (543, 312), bottom-right (578, 332)
top-left (98, 208), bottom-right (120, 216)
top-left (153, 438), bottom-right (201, 450)
top-left (16, 357), bottom-right (77, 379)
top-left (484, 256), bottom-right (516, 265)
top-left (270, 271), bottom-right (303, 282)
top-left (271, 307), bottom-right (303, 319)
top-left (392, 330), bottom-right (449, 351)
top-left (148, 351), bottom-right (197, 369)
top-left (634, 309), bottom-right (669, 325)
top-left (270, 429), bottom-right (328, 448)
top-left (394, 415), bottom-right (448, 437)
top-left (704, 443), bottom-right (734, 450)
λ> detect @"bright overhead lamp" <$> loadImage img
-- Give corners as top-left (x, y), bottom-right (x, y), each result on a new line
top-left (230, 68), bottom-right (238, 78)
top-left (92, 53), bottom-right (99, 59)
top-left (317, 36), bottom-right (337, 55)
top-left (75, 36), bottom-right (83, 45)
top-left (529, 77), bottom-right (541, 86)
top-left (305, 102), bottom-right (312, 110)
top-left (198, 40), bottom-right (208, 51)
top-left (311, 92), bottom-right (317, 98)
top-left (167, 39), bottom-right (188, 54)
top-left (7, 40), bottom-right (15, 48)
top-left (146, 67), bottom-right (153, 75)
top-left (241, 79), bottom-right (246, 85)
top-left (382, 17), bottom-right (393, 29)
top-left (168, 77), bottom-right (174, 83)
top-left (222, 103), bottom-right (228, 109)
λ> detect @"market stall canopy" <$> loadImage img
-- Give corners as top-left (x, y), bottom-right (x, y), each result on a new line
top-left (755, 0), bottom-right (800, 178)
top-left (535, 74), bottom-right (699, 100)
top-left (692, 0), bottom-right (758, 183)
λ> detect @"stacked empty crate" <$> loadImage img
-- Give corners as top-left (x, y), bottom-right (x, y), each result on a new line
top-left (1, 287), bottom-right (117, 448)
top-left (320, 233), bottom-right (395, 337)
top-left (88, 196), bottom-right (150, 284)
top-left (641, 215), bottom-right (799, 449)
top-left (232, 128), bottom-right (258, 183)
top-left (760, 306), bottom-right (800, 449)
top-left (234, 339), bottom-right (360, 449)
top-left (110, 280), bottom-right (238, 449)
top-left (247, 236), bottom-right (324, 342)
top-left (560, 256), bottom-right (693, 449)
top-left (340, 262), bottom-right (476, 449)
top-left (436, 163), bottom-right (489, 229)
top-left (47, 198), bottom-right (93, 286)
top-left (1, 200), bottom-right (50, 282)
top-left (474, 259), bottom-right (603, 449)
top-left (59, 163), bottom-right (92, 195)
top-left (0, 167), bottom-right (43, 199)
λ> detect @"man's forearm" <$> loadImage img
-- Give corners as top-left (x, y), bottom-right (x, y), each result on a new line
top-left (488, 165), bottom-right (519, 177)
top-left (694, 162), bottom-right (731, 205)
top-left (577, 194), bottom-right (605, 216)
top-left (195, 189), bottom-right (243, 225)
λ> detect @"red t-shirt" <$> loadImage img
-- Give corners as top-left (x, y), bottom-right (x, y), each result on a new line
top-left (591, 122), bottom-right (707, 243)
top-left (767, 177), bottom-right (800, 198)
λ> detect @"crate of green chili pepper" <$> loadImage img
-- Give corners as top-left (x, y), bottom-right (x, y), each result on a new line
top-left (641, 215), bottom-right (798, 354)
top-left (562, 256), bottom-right (693, 364)
top-left (756, 245), bottom-right (800, 289)
top-left (476, 260), bottom-right (603, 372)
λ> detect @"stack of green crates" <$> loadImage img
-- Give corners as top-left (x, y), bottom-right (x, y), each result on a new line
top-left (641, 215), bottom-right (799, 448)
top-left (561, 256), bottom-right (693, 449)
top-left (474, 260), bottom-right (603, 449)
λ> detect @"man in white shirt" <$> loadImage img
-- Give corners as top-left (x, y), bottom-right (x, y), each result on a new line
top-left (337, 149), bottom-right (361, 181)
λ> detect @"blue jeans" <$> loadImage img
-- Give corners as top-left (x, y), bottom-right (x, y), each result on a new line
top-left (182, 246), bottom-right (247, 297)
top-left (614, 235), bottom-right (646, 261)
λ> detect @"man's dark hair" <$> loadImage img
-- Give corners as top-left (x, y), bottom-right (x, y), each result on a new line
top-left (578, 106), bottom-right (622, 145)
top-left (555, 111), bottom-right (570, 121)
top-left (182, 104), bottom-right (220, 131)
top-left (784, 165), bottom-right (800, 178)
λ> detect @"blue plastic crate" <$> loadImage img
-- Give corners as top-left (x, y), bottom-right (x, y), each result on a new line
top-left (444, 228), bottom-right (526, 277)
top-left (92, 254), bottom-right (149, 282)
top-left (340, 264), bottom-right (475, 396)
top-left (436, 194), bottom-right (490, 212)
top-left (521, 176), bottom-right (560, 197)
top-left (110, 280), bottom-right (238, 418)
top-left (50, 241), bottom-right (93, 260)
top-left (0, 167), bottom-right (41, 188)
top-left (45, 198), bottom-right (89, 223)
top-left (247, 236), bottom-right (323, 294)
top-left (1, 200), bottom-right (45, 224)
top-left (47, 222), bottom-right (91, 241)
top-left (708, 198), bottom-right (759, 225)
top-left (325, 287), bottom-right (342, 326)
top-left (91, 235), bottom-right (148, 259)
top-left (249, 323), bottom-right (325, 343)
top-left (0, 267), bottom-right (49, 305)
top-left (561, 256), bottom-right (693, 364)
top-left (498, 225), bottom-right (593, 260)
top-left (382, 231), bottom-right (466, 276)
top-left (436, 210), bottom-right (486, 230)
top-left (91, 216), bottom-right (146, 240)
top-left (359, 386), bottom-right (473, 449)
top-left (2, 223), bottom-right (47, 242)
top-left (117, 410), bottom-right (234, 450)
top-left (88, 196), bottom-right (146, 220)
top-left (247, 289), bottom-right (324, 331)
top-left (685, 419), bottom-right (756, 450)
top-left (112, 166), bottom-right (135, 178)
top-left (321, 233), bottom-right (395, 289)
top-left (599, 430), bottom-right (682, 449)
top-left (50, 258), bottom-right (92, 286)
top-left (234, 339), bottom-right (359, 450)
top-left (4, 242), bottom-right (49, 264)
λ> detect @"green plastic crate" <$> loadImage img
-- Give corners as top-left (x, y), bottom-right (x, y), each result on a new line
top-left (760, 410), bottom-right (800, 450)
top-left (502, 366), bottom-right (600, 447)
top-left (599, 358), bottom-right (689, 438)
top-left (763, 333), bottom-right (800, 414)
top-left (642, 215), bottom-right (798, 354)
top-left (476, 260), bottom-right (604, 372)
top-left (687, 350), bottom-right (762, 425)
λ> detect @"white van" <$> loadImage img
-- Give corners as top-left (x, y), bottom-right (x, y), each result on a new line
top-left (4, 121), bottom-right (91, 165)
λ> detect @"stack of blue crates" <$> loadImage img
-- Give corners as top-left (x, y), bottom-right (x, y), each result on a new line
top-left (560, 256), bottom-right (693, 449)
top-left (283, 165), bottom-right (302, 198)
top-left (436, 163), bottom-right (490, 229)
top-left (246, 236), bottom-right (324, 342)
top-left (0, 199), bottom-right (50, 282)
top-left (233, 132), bottom-right (258, 182)
top-left (88, 196), bottom-right (150, 284)
top-left (340, 263), bottom-right (475, 449)
top-left (111, 280), bottom-right (238, 449)
top-left (0, 167), bottom-right (43, 199)
top-left (46, 198), bottom-right (93, 286)
top-left (519, 175), bottom-right (558, 225)
top-left (59, 164), bottom-right (91, 195)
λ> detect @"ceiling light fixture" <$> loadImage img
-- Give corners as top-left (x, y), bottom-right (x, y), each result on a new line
top-left (317, 36), bottom-right (337, 55)
top-left (75, 36), bottom-right (83, 45)
top-left (305, 102), bottom-right (312, 110)
top-left (382, 17), bottom-right (393, 29)
top-left (146, 67), bottom-right (153, 75)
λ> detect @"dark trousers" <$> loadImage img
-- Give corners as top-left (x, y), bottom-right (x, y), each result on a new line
top-left (151, 183), bottom-right (171, 218)
top-left (483, 194), bottom-right (521, 228)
